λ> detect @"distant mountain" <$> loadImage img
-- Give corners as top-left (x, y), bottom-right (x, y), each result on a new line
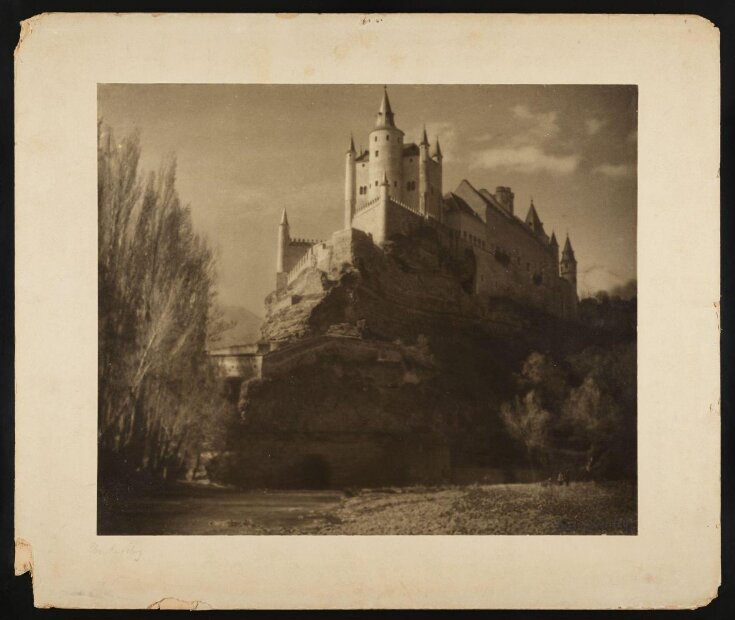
top-left (209, 305), bottom-right (263, 348)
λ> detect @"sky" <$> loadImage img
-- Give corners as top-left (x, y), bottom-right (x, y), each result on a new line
top-left (99, 84), bottom-right (637, 315)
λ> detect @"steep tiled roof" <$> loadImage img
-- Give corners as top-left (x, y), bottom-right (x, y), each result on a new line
top-left (355, 150), bottom-right (369, 163)
top-left (443, 192), bottom-right (483, 221)
top-left (478, 188), bottom-right (505, 211)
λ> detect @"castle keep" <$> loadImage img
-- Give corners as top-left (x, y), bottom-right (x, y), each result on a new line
top-left (275, 88), bottom-right (578, 319)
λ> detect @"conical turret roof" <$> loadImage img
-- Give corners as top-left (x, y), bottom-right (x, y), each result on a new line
top-left (348, 134), bottom-right (356, 153)
top-left (433, 137), bottom-right (443, 159)
top-left (550, 231), bottom-right (559, 247)
top-left (420, 125), bottom-right (430, 147)
top-left (375, 87), bottom-right (396, 129)
top-left (562, 234), bottom-right (576, 260)
top-left (525, 200), bottom-right (544, 235)
top-left (280, 208), bottom-right (289, 226)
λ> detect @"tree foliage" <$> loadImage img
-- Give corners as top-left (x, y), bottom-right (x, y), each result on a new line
top-left (500, 340), bottom-right (636, 480)
top-left (98, 122), bottom-right (230, 490)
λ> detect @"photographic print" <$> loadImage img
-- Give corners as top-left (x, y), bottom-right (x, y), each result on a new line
top-left (15, 13), bottom-right (720, 609)
top-left (97, 84), bottom-right (638, 536)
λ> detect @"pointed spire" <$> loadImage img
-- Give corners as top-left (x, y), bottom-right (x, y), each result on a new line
top-left (562, 234), bottom-right (575, 259)
top-left (525, 201), bottom-right (542, 232)
top-left (433, 137), bottom-right (443, 159)
top-left (381, 171), bottom-right (390, 186)
top-left (550, 231), bottom-right (558, 247)
top-left (280, 208), bottom-right (289, 226)
top-left (375, 86), bottom-right (396, 129)
top-left (420, 125), bottom-right (430, 147)
top-left (348, 134), bottom-right (356, 153)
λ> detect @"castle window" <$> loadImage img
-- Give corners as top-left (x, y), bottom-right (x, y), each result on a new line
top-left (375, 180), bottom-right (378, 186)
top-left (386, 135), bottom-right (390, 141)
top-left (375, 150), bottom-right (379, 158)
top-left (374, 136), bottom-right (377, 142)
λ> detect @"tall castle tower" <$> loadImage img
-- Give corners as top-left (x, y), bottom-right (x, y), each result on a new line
top-left (419, 126), bottom-right (430, 215)
top-left (560, 234), bottom-right (578, 292)
top-left (549, 231), bottom-right (560, 276)
top-left (276, 208), bottom-right (290, 289)
top-left (368, 88), bottom-right (405, 202)
top-left (344, 136), bottom-right (356, 228)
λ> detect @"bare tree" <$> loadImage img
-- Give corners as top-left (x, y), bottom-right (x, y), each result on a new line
top-left (98, 123), bottom-right (229, 488)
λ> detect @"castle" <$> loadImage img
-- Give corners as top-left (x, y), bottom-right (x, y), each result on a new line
top-left (275, 88), bottom-right (578, 320)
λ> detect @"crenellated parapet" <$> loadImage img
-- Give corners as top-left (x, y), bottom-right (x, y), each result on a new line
top-left (290, 237), bottom-right (323, 246)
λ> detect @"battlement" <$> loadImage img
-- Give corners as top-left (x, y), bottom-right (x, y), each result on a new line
top-left (290, 237), bottom-right (323, 246)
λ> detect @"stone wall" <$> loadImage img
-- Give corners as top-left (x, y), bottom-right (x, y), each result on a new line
top-left (283, 241), bottom-right (311, 274)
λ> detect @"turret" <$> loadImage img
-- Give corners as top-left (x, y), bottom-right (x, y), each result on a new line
top-left (432, 137), bottom-right (444, 221)
top-left (560, 234), bottom-right (577, 290)
top-left (276, 208), bottom-right (290, 289)
top-left (344, 135), bottom-right (356, 228)
top-left (376, 172), bottom-right (390, 245)
top-left (549, 231), bottom-right (560, 275)
top-left (419, 125), bottom-right (430, 216)
top-left (432, 137), bottom-right (443, 163)
top-left (525, 199), bottom-right (545, 236)
top-left (368, 88), bottom-right (404, 202)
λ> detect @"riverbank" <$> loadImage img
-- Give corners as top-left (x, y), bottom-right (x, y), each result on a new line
top-left (98, 480), bottom-right (635, 535)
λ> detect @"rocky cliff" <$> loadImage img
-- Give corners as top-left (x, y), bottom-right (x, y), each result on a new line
top-left (221, 226), bottom-right (591, 489)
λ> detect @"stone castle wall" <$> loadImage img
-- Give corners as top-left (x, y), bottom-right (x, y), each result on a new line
top-left (349, 195), bottom-right (572, 318)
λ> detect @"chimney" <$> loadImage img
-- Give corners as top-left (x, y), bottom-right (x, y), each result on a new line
top-left (495, 186), bottom-right (514, 216)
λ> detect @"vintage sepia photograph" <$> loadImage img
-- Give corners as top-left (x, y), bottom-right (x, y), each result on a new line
top-left (97, 83), bottom-right (638, 536)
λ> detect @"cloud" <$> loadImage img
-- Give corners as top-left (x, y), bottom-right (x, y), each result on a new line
top-left (585, 118), bottom-right (606, 135)
top-left (470, 145), bottom-right (579, 175)
top-left (409, 121), bottom-right (459, 162)
top-left (469, 132), bottom-right (499, 143)
top-left (578, 265), bottom-right (630, 298)
top-left (593, 163), bottom-right (635, 178)
top-left (511, 104), bottom-right (560, 143)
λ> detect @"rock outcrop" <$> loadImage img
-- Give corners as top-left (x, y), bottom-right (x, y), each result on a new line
top-left (220, 226), bottom-right (587, 489)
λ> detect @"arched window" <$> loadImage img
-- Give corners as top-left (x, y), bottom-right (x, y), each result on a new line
top-left (375, 180), bottom-right (378, 187)
top-left (374, 136), bottom-right (377, 142)
top-left (386, 135), bottom-right (390, 141)
top-left (375, 150), bottom-right (379, 158)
